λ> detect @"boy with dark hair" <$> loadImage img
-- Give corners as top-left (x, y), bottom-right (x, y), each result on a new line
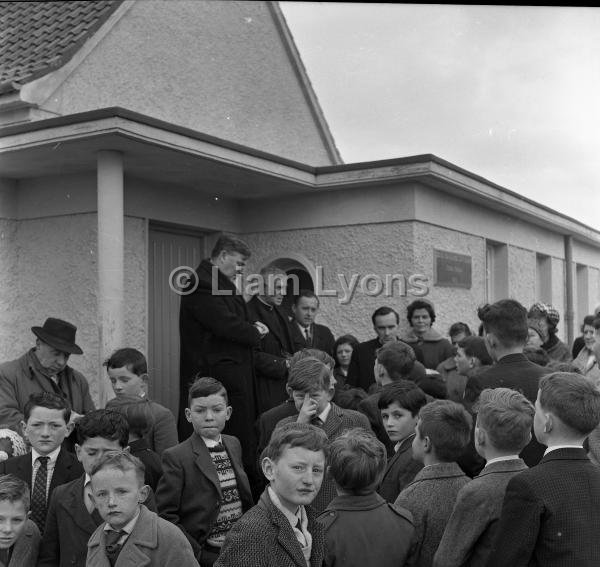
top-left (395, 400), bottom-right (472, 567)
top-left (0, 474), bottom-right (41, 567)
top-left (318, 428), bottom-right (416, 567)
top-left (156, 377), bottom-right (253, 566)
top-left (38, 409), bottom-right (156, 567)
top-left (487, 372), bottom-right (600, 567)
top-left (434, 388), bottom-right (533, 567)
top-left (215, 422), bottom-right (328, 567)
top-left (86, 452), bottom-right (198, 566)
top-left (0, 392), bottom-right (83, 533)
top-left (276, 357), bottom-right (371, 512)
top-left (105, 347), bottom-right (178, 455)
top-left (377, 381), bottom-right (428, 502)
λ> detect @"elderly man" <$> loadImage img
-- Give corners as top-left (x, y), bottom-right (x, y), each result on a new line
top-left (0, 318), bottom-right (94, 431)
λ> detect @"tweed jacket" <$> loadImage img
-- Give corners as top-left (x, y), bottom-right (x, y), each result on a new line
top-left (486, 448), bottom-right (600, 567)
top-left (215, 489), bottom-right (324, 567)
top-left (86, 504), bottom-right (199, 567)
top-left (395, 462), bottom-right (470, 567)
top-left (377, 433), bottom-right (423, 503)
top-left (317, 492), bottom-right (416, 567)
top-left (289, 321), bottom-right (335, 356)
top-left (276, 403), bottom-right (372, 513)
top-left (433, 458), bottom-right (527, 567)
top-left (0, 519), bottom-right (40, 567)
top-left (155, 433), bottom-right (253, 557)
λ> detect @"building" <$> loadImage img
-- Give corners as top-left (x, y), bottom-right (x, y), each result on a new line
top-left (1, 1), bottom-right (599, 417)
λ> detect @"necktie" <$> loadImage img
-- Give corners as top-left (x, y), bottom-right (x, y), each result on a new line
top-left (31, 456), bottom-right (49, 531)
top-left (311, 416), bottom-right (324, 428)
top-left (0, 547), bottom-right (10, 566)
top-left (304, 327), bottom-right (312, 346)
top-left (105, 530), bottom-right (126, 566)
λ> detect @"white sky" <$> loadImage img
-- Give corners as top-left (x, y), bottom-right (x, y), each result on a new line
top-left (280, 3), bottom-right (600, 230)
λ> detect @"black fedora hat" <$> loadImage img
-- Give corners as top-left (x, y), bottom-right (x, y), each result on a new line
top-left (31, 318), bottom-right (83, 355)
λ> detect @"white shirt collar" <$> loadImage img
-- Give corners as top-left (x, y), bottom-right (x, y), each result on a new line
top-left (201, 435), bottom-right (223, 448)
top-left (32, 445), bottom-right (61, 465)
top-left (297, 322), bottom-right (311, 331)
top-left (485, 455), bottom-right (520, 466)
top-left (544, 444), bottom-right (583, 456)
top-left (268, 486), bottom-right (303, 526)
top-left (317, 403), bottom-right (332, 424)
top-left (103, 507), bottom-right (141, 535)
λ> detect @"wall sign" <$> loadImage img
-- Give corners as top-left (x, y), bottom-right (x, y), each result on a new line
top-left (434, 249), bottom-right (472, 289)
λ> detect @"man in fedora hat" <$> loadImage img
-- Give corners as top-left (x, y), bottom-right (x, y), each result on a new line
top-left (0, 318), bottom-right (95, 432)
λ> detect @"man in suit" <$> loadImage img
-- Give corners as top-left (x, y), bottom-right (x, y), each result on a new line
top-left (434, 388), bottom-right (533, 567)
top-left (247, 265), bottom-right (295, 414)
top-left (178, 234), bottom-right (267, 473)
top-left (470, 299), bottom-right (549, 466)
top-left (487, 372), bottom-right (600, 567)
top-left (289, 290), bottom-right (335, 356)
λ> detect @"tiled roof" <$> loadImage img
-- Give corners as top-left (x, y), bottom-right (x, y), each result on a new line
top-left (0, 1), bottom-right (121, 93)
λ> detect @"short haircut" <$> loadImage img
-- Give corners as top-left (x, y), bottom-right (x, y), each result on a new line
top-left (523, 345), bottom-right (550, 367)
top-left (539, 372), bottom-right (600, 436)
top-left (287, 357), bottom-right (331, 391)
top-left (474, 388), bottom-right (534, 452)
top-left (593, 318), bottom-right (600, 331)
top-left (23, 392), bottom-right (71, 424)
top-left (293, 289), bottom-right (320, 307)
top-left (376, 341), bottom-right (416, 380)
top-left (545, 361), bottom-right (581, 374)
top-left (581, 315), bottom-right (596, 330)
top-left (477, 299), bottom-right (528, 347)
top-left (418, 400), bottom-right (472, 461)
top-left (372, 306), bottom-right (400, 325)
top-left (333, 334), bottom-right (359, 361)
top-left (407, 300), bottom-right (436, 324)
top-left (449, 322), bottom-right (472, 338)
top-left (90, 451), bottom-right (146, 486)
top-left (188, 376), bottom-right (228, 406)
top-left (0, 474), bottom-right (30, 511)
top-left (109, 401), bottom-right (154, 438)
top-left (265, 422), bottom-right (328, 463)
top-left (328, 429), bottom-right (386, 495)
top-left (378, 380), bottom-right (428, 416)
top-left (75, 410), bottom-right (129, 448)
top-left (289, 348), bottom-right (335, 371)
top-left (104, 348), bottom-right (147, 376)
top-left (458, 336), bottom-right (493, 365)
top-left (210, 234), bottom-right (251, 259)
top-left (335, 388), bottom-right (368, 411)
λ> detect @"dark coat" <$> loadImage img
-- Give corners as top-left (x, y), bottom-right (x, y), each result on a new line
top-left (433, 458), bottom-right (527, 567)
top-left (155, 433), bottom-right (253, 557)
top-left (402, 329), bottom-right (454, 370)
top-left (357, 390), bottom-right (395, 455)
top-left (256, 399), bottom-right (298, 465)
top-left (468, 353), bottom-right (549, 466)
top-left (289, 321), bottom-right (335, 356)
top-left (179, 259), bottom-right (261, 455)
top-left (377, 433), bottom-right (423, 503)
top-left (215, 489), bottom-right (325, 567)
top-left (128, 437), bottom-right (163, 492)
top-left (247, 296), bottom-right (294, 414)
top-left (318, 492), bottom-right (416, 567)
top-left (395, 462), bottom-right (470, 567)
top-left (0, 519), bottom-right (40, 567)
top-left (486, 448), bottom-right (600, 567)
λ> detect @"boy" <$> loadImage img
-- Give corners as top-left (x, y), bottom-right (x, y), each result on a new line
top-left (487, 372), bottom-right (600, 567)
top-left (105, 348), bottom-right (178, 455)
top-left (38, 409), bottom-right (156, 567)
top-left (276, 357), bottom-right (371, 512)
top-left (377, 381), bottom-right (428, 502)
top-left (395, 400), bottom-right (472, 567)
top-left (433, 388), bottom-right (533, 567)
top-left (0, 392), bottom-right (83, 532)
top-left (86, 451), bottom-right (198, 566)
top-left (215, 422), bottom-right (328, 567)
top-left (156, 377), bottom-right (253, 566)
top-left (0, 474), bottom-right (41, 567)
top-left (318, 428), bottom-right (416, 567)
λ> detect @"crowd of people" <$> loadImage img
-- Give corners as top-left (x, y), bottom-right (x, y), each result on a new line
top-left (0, 234), bottom-right (600, 566)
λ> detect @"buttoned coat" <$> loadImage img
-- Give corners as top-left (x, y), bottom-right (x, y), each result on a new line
top-left (0, 519), bottom-right (40, 567)
top-left (395, 462), bottom-right (470, 567)
top-left (377, 433), bottom-right (423, 503)
top-left (214, 489), bottom-right (324, 567)
top-left (433, 458), bottom-right (527, 567)
top-left (155, 433), bottom-right (253, 558)
top-left (486, 448), bottom-right (600, 567)
top-left (86, 505), bottom-right (199, 567)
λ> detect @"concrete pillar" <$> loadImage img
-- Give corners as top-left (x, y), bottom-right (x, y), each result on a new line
top-left (564, 235), bottom-right (575, 346)
top-left (97, 151), bottom-right (124, 407)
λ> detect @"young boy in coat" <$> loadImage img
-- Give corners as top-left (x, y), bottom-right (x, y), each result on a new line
top-left (433, 388), bottom-right (533, 567)
top-left (395, 399), bottom-right (472, 567)
top-left (318, 428), bottom-right (416, 567)
top-left (0, 474), bottom-right (41, 567)
top-left (155, 377), bottom-right (253, 566)
top-left (86, 451), bottom-right (198, 566)
top-left (215, 422), bottom-right (328, 567)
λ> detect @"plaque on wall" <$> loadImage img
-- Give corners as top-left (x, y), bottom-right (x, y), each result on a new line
top-left (434, 249), bottom-right (472, 289)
